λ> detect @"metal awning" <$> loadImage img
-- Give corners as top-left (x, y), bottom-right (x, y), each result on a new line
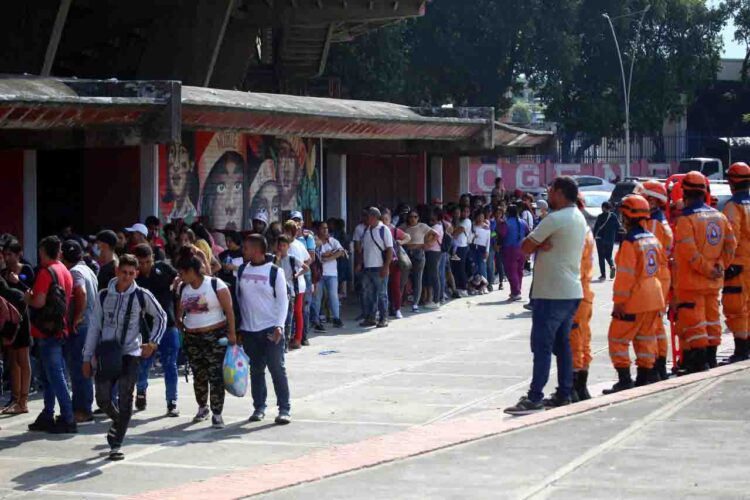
top-left (494, 121), bottom-right (554, 149)
top-left (0, 77), bottom-right (494, 149)
top-left (182, 86), bottom-right (493, 147)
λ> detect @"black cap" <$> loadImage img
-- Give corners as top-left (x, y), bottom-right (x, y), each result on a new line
top-left (62, 239), bottom-right (83, 263)
top-left (96, 229), bottom-right (118, 249)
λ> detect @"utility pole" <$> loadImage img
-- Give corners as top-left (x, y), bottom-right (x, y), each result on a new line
top-left (603, 5), bottom-right (650, 179)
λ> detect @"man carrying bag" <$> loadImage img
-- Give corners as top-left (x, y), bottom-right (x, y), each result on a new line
top-left (82, 254), bottom-right (166, 461)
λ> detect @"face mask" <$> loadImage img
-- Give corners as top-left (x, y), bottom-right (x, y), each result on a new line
top-left (92, 244), bottom-right (101, 257)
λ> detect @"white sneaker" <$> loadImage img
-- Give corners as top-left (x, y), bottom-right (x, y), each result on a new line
top-left (424, 302), bottom-right (439, 310)
top-left (459, 290), bottom-right (469, 298)
top-left (412, 305), bottom-right (419, 313)
top-left (395, 310), bottom-right (403, 319)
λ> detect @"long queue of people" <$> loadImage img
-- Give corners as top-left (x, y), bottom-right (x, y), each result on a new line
top-left (0, 184), bottom-right (552, 460)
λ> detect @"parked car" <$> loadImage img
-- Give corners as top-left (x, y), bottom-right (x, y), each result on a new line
top-left (580, 191), bottom-right (612, 228)
top-left (572, 175), bottom-right (616, 192)
top-left (609, 179), bottom-right (642, 208)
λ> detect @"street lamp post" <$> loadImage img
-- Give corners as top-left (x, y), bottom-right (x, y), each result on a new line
top-left (603, 5), bottom-right (650, 179)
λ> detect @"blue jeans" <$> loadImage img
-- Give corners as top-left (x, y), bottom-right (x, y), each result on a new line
top-left (38, 337), bottom-right (74, 423)
top-left (242, 328), bottom-right (290, 413)
top-left (472, 246), bottom-right (488, 279)
top-left (362, 268), bottom-right (388, 320)
top-left (136, 326), bottom-right (180, 403)
top-left (303, 274), bottom-right (313, 339)
top-left (438, 252), bottom-right (448, 301)
top-left (312, 275), bottom-right (340, 321)
top-left (63, 324), bottom-right (94, 414)
top-left (528, 299), bottom-right (581, 403)
top-left (487, 247), bottom-right (496, 285)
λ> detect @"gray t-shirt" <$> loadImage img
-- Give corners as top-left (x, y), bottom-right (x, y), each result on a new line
top-left (528, 206), bottom-right (587, 300)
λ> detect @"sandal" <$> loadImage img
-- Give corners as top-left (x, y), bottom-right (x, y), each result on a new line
top-left (3, 403), bottom-right (29, 415)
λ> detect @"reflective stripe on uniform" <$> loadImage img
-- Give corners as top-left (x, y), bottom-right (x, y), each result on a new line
top-left (686, 333), bottom-right (708, 343)
top-left (617, 267), bottom-right (636, 275)
top-left (609, 338), bottom-right (630, 345)
top-left (609, 350), bottom-right (630, 357)
top-left (677, 237), bottom-right (695, 244)
top-left (636, 353), bottom-right (657, 359)
top-left (635, 335), bottom-right (658, 341)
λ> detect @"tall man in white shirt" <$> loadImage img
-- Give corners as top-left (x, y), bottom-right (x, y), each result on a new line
top-left (356, 207), bottom-right (394, 328)
top-left (237, 234), bottom-right (291, 425)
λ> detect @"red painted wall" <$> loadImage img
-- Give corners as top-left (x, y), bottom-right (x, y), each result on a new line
top-left (0, 150), bottom-right (24, 240)
top-left (443, 155), bottom-right (460, 203)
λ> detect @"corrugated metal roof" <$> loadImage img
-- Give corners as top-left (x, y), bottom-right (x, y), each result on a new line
top-left (494, 121), bottom-right (553, 149)
top-left (181, 86), bottom-right (492, 142)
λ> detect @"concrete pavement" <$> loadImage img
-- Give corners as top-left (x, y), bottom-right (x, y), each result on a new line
top-left (0, 275), bottom-right (745, 499)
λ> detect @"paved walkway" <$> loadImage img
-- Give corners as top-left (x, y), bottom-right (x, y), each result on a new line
top-left (0, 277), bottom-right (743, 499)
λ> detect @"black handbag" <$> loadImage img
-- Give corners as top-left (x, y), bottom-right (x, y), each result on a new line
top-left (95, 292), bottom-right (135, 380)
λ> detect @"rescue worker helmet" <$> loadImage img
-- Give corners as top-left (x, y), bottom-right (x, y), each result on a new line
top-left (640, 180), bottom-right (668, 205)
top-left (620, 194), bottom-right (651, 221)
top-left (727, 162), bottom-right (750, 186)
top-left (682, 171), bottom-right (708, 193)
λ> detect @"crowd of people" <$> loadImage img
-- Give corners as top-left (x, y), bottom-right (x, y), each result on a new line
top-left (2, 167), bottom-right (748, 458)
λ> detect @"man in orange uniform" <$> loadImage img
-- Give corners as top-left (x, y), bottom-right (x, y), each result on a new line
top-left (604, 195), bottom-right (666, 393)
top-left (571, 194), bottom-right (595, 400)
top-left (640, 181), bottom-right (673, 380)
top-left (673, 171), bottom-right (736, 372)
top-left (722, 163), bottom-right (750, 363)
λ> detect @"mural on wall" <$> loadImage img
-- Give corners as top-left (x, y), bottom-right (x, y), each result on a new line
top-left (159, 132), bottom-right (321, 235)
top-left (469, 158), bottom-right (678, 193)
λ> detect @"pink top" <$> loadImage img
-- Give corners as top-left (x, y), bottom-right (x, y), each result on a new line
top-left (424, 223), bottom-right (444, 252)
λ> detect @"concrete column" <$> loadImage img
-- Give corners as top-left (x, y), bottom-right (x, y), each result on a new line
top-left (429, 156), bottom-right (443, 202)
top-left (140, 144), bottom-right (160, 222)
top-left (23, 150), bottom-right (37, 265)
top-left (459, 156), bottom-right (471, 195)
top-left (325, 152), bottom-right (347, 223)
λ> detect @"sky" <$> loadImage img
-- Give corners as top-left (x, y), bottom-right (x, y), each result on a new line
top-left (715, 0), bottom-right (746, 59)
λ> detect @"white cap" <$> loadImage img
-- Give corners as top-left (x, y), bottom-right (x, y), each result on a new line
top-left (124, 223), bottom-right (148, 237)
top-left (252, 211), bottom-right (269, 224)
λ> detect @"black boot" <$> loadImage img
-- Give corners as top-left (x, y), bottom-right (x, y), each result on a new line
top-left (603, 368), bottom-right (634, 394)
top-left (687, 348), bottom-right (709, 373)
top-left (655, 357), bottom-right (669, 381)
top-left (728, 338), bottom-right (750, 363)
top-left (634, 367), bottom-right (652, 387)
top-left (570, 378), bottom-right (580, 403)
top-left (706, 346), bottom-right (718, 369)
top-left (575, 370), bottom-right (592, 401)
top-left (678, 350), bottom-right (693, 375)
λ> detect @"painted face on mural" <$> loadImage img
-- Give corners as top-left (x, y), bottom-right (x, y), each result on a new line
top-left (276, 140), bottom-right (303, 209)
top-left (205, 154), bottom-right (244, 231)
top-left (169, 144), bottom-right (192, 199)
top-left (251, 181), bottom-right (281, 224)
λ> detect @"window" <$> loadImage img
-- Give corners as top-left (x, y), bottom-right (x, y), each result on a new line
top-left (576, 177), bottom-right (601, 187)
top-left (703, 161), bottom-right (720, 177)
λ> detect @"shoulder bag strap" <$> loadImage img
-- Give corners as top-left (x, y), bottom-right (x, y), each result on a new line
top-left (120, 293), bottom-right (136, 346)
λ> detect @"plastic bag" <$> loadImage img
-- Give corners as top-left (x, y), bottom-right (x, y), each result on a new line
top-left (223, 345), bottom-right (249, 397)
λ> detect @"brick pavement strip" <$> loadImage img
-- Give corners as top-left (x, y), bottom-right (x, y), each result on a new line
top-left (126, 360), bottom-right (750, 500)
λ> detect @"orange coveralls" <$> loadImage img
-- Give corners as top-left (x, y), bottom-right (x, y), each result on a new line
top-left (673, 203), bottom-right (736, 350)
top-left (608, 226), bottom-right (666, 370)
top-left (722, 193), bottom-right (750, 341)
top-left (647, 209), bottom-right (673, 358)
top-left (571, 227), bottom-right (595, 371)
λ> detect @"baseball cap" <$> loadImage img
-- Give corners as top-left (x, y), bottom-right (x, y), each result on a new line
top-left (96, 230), bottom-right (118, 249)
top-left (290, 211), bottom-right (303, 221)
top-left (61, 239), bottom-right (83, 263)
top-left (252, 211), bottom-right (269, 224)
top-left (536, 200), bottom-right (548, 211)
top-left (124, 223), bottom-right (148, 237)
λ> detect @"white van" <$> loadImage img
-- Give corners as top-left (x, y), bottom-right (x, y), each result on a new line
top-left (678, 158), bottom-right (724, 180)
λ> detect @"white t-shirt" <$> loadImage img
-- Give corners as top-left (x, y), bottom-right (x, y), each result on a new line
top-left (528, 206), bottom-right (588, 300)
top-left (352, 223), bottom-right (367, 244)
top-left (362, 222), bottom-right (394, 268)
top-left (522, 210), bottom-right (535, 231)
top-left (236, 262), bottom-right (289, 332)
top-left (288, 239), bottom-right (309, 293)
top-left (455, 218), bottom-right (472, 248)
top-left (399, 222), bottom-right (433, 245)
top-left (473, 225), bottom-right (491, 249)
top-left (180, 277), bottom-right (228, 329)
top-left (318, 237), bottom-right (344, 277)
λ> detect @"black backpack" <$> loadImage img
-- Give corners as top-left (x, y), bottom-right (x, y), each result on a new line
top-left (440, 222), bottom-right (454, 253)
top-left (30, 267), bottom-right (68, 337)
top-left (237, 263), bottom-right (283, 298)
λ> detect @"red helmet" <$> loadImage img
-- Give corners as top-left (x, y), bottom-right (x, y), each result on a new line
top-left (640, 180), bottom-right (668, 205)
top-left (682, 171), bottom-right (708, 193)
top-left (620, 194), bottom-right (651, 220)
top-left (727, 162), bottom-right (750, 185)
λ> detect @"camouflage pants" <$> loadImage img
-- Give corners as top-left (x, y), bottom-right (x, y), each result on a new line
top-left (183, 328), bottom-right (227, 414)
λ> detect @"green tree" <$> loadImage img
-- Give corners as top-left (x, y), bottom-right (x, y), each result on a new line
top-left (528, 0), bottom-right (727, 161)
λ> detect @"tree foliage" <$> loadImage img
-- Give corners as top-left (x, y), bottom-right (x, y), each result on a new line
top-left (327, 0), bottom-right (727, 159)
